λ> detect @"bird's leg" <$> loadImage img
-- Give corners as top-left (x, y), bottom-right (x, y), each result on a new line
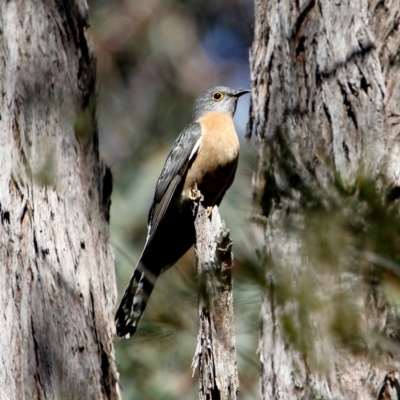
top-left (189, 184), bottom-right (204, 202)
top-left (188, 185), bottom-right (213, 216)
top-left (189, 184), bottom-right (204, 216)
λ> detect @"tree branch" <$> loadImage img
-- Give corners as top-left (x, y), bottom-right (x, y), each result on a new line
top-left (192, 204), bottom-right (239, 400)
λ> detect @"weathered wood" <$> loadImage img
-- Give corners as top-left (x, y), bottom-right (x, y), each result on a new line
top-left (192, 204), bottom-right (239, 400)
top-left (249, 0), bottom-right (400, 398)
top-left (0, 1), bottom-right (119, 399)
top-left (377, 372), bottom-right (400, 400)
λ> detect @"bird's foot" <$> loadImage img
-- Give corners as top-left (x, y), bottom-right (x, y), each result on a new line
top-left (189, 185), bottom-right (203, 202)
top-left (206, 206), bottom-right (213, 216)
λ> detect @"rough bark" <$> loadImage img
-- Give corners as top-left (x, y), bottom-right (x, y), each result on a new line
top-left (0, 1), bottom-right (119, 399)
top-left (378, 372), bottom-right (400, 400)
top-left (192, 205), bottom-right (239, 400)
top-left (248, 0), bottom-right (400, 399)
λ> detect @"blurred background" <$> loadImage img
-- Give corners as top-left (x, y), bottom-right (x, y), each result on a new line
top-left (84, 1), bottom-right (400, 397)
top-left (87, 0), bottom-right (261, 398)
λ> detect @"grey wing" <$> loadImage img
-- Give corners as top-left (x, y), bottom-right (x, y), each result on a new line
top-left (147, 122), bottom-right (202, 236)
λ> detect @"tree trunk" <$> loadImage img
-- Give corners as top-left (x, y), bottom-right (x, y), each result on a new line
top-left (192, 205), bottom-right (239, 400)
top-left (248, 0), bottom-right (400, 398)
top-left (0, 1), bottom-right (119, 399)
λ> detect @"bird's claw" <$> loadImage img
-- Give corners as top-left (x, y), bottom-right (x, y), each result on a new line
top-left (189, 185), bottom-right (203, 202)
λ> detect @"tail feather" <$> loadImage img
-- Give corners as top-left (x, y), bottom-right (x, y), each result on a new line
top-left (115, 262), bottom-right (158, 338)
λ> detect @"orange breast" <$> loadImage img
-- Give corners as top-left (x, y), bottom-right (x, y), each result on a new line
top-left (183, 112), bottom-right (240, 206)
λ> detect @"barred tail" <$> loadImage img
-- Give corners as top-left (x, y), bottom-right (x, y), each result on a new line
top-left (115, 261), bottom-right (158, 338)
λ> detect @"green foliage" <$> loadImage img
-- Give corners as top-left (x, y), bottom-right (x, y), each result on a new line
top-left (255, 127), bottom-right (400, 372)
top-left (32, 150), bottom-right (56, 187)
top-left (74, 94), bottom-right (97, 144)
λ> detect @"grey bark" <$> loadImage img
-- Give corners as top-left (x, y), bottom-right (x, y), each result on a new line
top-left (248, 0), bottom-right (400, 399)
top-left (378, 372), bottom-right (400, 400)
top-left (192, 205), bottom-right (239, 400)
top-left (0, 1), bottom-right (119, 399)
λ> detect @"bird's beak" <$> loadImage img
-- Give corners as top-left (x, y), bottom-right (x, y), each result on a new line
top-left (233, 89), bottom-right (250, 97)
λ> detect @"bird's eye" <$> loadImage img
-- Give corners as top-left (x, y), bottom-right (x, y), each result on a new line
top-left (212, 91), bottom-right (224, 101)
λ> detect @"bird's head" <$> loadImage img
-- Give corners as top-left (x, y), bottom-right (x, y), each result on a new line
top-left (192, 86), bottom-right (250, 121)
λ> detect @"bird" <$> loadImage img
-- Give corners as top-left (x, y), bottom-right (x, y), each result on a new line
top-left (115, 86), bottom-right (250, 338)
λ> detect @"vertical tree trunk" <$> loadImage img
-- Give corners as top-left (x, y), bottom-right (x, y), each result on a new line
top-left (192, 205), bottom-right (239, 400)
top-left (0, 1), bottom-right (119, 399)
top-left (248, 0), bottom-right (400, 398)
